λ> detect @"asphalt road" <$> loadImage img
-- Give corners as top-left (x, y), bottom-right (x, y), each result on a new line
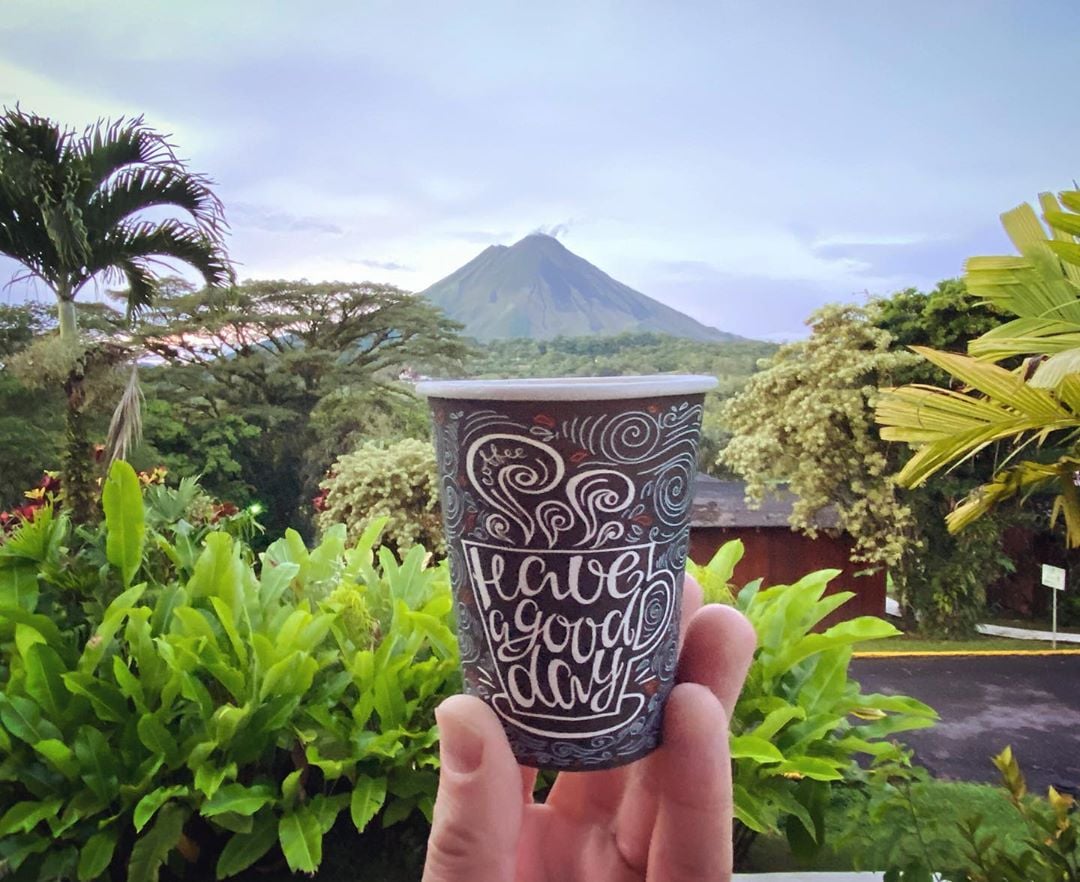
top-left (850, 654), bottom-right (1080, 794)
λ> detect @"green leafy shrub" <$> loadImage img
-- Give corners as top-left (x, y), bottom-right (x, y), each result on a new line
top-left (841, 747), bottom-right (1080, 882)
top-left (691, 541), bottom-right (938, 868)
top-left (944, 746), bottom-right (1078, 882)
top-left (315, 439), bottom-right (443, 556)
top-left (0, 461), bottom-right (457, 880)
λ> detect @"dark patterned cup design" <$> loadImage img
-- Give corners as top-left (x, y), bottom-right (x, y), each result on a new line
top-left (417, 375), bottom-right (717, 771)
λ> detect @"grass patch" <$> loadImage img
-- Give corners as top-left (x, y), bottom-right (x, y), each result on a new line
top-left (860, 634), bottom-right (1065, 653)
top-left (745, 777), bottom-right (1026, 874)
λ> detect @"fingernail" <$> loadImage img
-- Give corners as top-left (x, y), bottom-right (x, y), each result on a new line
top-left (436, 701), bottom-right (485, 774)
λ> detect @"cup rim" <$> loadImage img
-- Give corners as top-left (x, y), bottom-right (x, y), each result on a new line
top-left (415, 373), bottom-right (717, 401)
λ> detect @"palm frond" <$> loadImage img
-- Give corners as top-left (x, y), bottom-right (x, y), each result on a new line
top-left (969, 317), bottom-right (1080, 361)
top-left (945, 458), bottom-right (1069, 535)
top-left (87, 165), bottom-right (227, 241)
top-left (78, 116), bottom-right (177, 192)
top-left (910, 347), bottom-right (1071, 422)
top-left (105, 365), bottom-right (144, 464)
top-left (83, 218), bottom-right (233, 308)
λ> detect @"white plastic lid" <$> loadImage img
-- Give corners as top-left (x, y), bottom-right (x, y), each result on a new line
top-left (415, 374), bottom-right (717, 401)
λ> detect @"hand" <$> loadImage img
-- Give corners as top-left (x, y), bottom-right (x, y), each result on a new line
top-left (422, 577), bottom-right (757, 882)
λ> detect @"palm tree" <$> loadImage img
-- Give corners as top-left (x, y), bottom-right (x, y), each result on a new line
top-left (876, 190), bottom-right (1080, 546)
top-left (0, 107), bottom-right (232, 518)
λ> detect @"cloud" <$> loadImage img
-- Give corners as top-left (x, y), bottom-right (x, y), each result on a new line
top-left (346, 258), bottom-right (414, 272)
top-left (530, 220), bottom-right (574, 239)
top-left (229, 203), bottom-right (344, 235)
top-left (811, 232), bottom-right (932, 249)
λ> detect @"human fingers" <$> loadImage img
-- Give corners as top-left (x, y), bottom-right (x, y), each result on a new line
top-left (545, 576), bottom-right (702, 823)
top-left (678, 574), bottom-right (703, 652)
top-left (520, 767), bottom-right (539, 803)
top-left (423, 695), bottom-right (524, 882)
top-left (646, 683), bottom-right (733, 882)
top-left (613, 602), bottom-right (754, 868)
top-left (676, 603), bottom-right (756, 719)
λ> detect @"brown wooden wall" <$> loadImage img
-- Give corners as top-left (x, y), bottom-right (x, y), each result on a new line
top-left (688, 526), bottom-right (886, 628)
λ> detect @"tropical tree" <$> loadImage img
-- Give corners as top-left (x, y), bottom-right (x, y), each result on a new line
top-left (0, 107), bottom-right (231, 518)
top-left (878, 190), bottom-right (1080, 547)
top-left (721, 287), bottom-right (1015, 635)
top-left (135, 279), bottom-right (470, 536)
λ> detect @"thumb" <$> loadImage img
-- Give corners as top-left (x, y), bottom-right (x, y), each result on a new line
top-left (422, 695), bottom-right (523, 882)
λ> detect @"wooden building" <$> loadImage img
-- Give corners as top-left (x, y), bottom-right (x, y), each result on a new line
top-left (688, 475), bottom-right (886, 625)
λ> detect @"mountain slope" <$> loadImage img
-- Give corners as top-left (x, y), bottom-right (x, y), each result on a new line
top-left (418, 234), bottom-right (736, 342)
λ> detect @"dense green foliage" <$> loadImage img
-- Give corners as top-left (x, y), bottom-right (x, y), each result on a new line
top-left (0, 109), bottom-right (232, 521)
top-left (0, 305), bottom-right (63, 507)
top-left (316, 440), bottom-right (443, 556)
top-left (721, 303), bottom-right (919, 567)
top-left (829, 748), bottom-right (1079, 881)
top-left (133, 279), bottom-right (470, 537)
top-left (0, 463), bottom-right (457, 881)
top-left (690, 542), bottom-right (937, 868)
top-left (468, 331), bottom-right (777, 472)
top-left (721, 283), bottom-right (1017, 634)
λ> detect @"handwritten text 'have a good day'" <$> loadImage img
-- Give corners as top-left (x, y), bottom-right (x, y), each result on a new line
top-left (463, 543), bottom-right (670, 716)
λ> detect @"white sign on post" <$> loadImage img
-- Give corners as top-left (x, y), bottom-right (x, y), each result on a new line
top-left (1042, 564), bottom-right (1066, 591)
top-left (1041, 564), bottom-right (1066, 649)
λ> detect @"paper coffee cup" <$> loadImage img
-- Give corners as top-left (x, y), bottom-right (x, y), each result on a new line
top-left (418, 375), bottom-right (716, 771)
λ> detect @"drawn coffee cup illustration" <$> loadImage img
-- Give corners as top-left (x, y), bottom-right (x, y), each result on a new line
top-left (418, 375), bottom-right (717, 771)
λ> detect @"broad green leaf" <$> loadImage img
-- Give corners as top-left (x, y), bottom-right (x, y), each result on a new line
top-left (62, 671), bottom-right (127, 722)
top-left (210, 596), bottom-right (248, 666)
top-left (195, 761), bottom-right (237, 800)
top-left (278, 806), bottom-right (322, 873)
top-left (216, 812), bottom-right (278, 879)
top-left (350, 775), bottom-right (387, 833)
top-left (311, 792), bottom-right (349, 834)
top-left (210, 704), bottom-right (250, 747)
top-left (281, 769), bottom-right (303, 809)
top-left (128, 802), bottom-right (189, 882)
top-left (257, 561), bottom-right (299, 612)
top-left (134, 786), bottom-right (190, 833)
top-left (0, 831), bottom-right (51, 873)
top-left (0, 606), bottom-right (64, 649)
top-left (137, 713), bottom-right (181, 765)
top-left (112, 655), bottom-right (147, 710)
top-left (78, 582), bottom-right (146, 674)
top-left (0, 693), bottom-right (62, 744)
top-left (189, 532), bottom-right (243, 610)
top-left (749, 705), bottom-right (805, 742)
top-left (211, 812), bottom-right (254, 834)
top-left (0, 564), bottom-right (39, 611)
top-left (78, 827), bottom-right (118, 882)
top-left (201, 783), bottom-right (275, 819)
top-left (773, 757), bottom-right (845, 781)
top-left (23, 642), bottom-right (68, 721)
top-left (729, 735), bottom-right (784, 763)
top-left (32, 739), bottom-right (79, 779)
top-left (73, 726), bottom-right (120, 802)
top-left (0, 798), bottom-right (64, 836)
top-left (102, 459), bottom-right (146, 587)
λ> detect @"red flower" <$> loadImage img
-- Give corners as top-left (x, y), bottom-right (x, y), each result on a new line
top-left (569, 449), bottom-right (589, 463)
top-left (633, 514), bottom-right (653, 526)
top-left (312, 490), bottom-right (330, 513)
top-left (533, 413), bottom-right (556, 428)
top-left (211, 502), bottom-right (239, 522)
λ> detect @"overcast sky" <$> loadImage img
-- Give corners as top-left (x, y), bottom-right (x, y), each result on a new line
top-left (3, 1), bottom-right (1079, 340)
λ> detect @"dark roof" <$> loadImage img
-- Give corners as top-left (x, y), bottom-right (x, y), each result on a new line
top-left (690, 475), bottom-right (840, 530)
